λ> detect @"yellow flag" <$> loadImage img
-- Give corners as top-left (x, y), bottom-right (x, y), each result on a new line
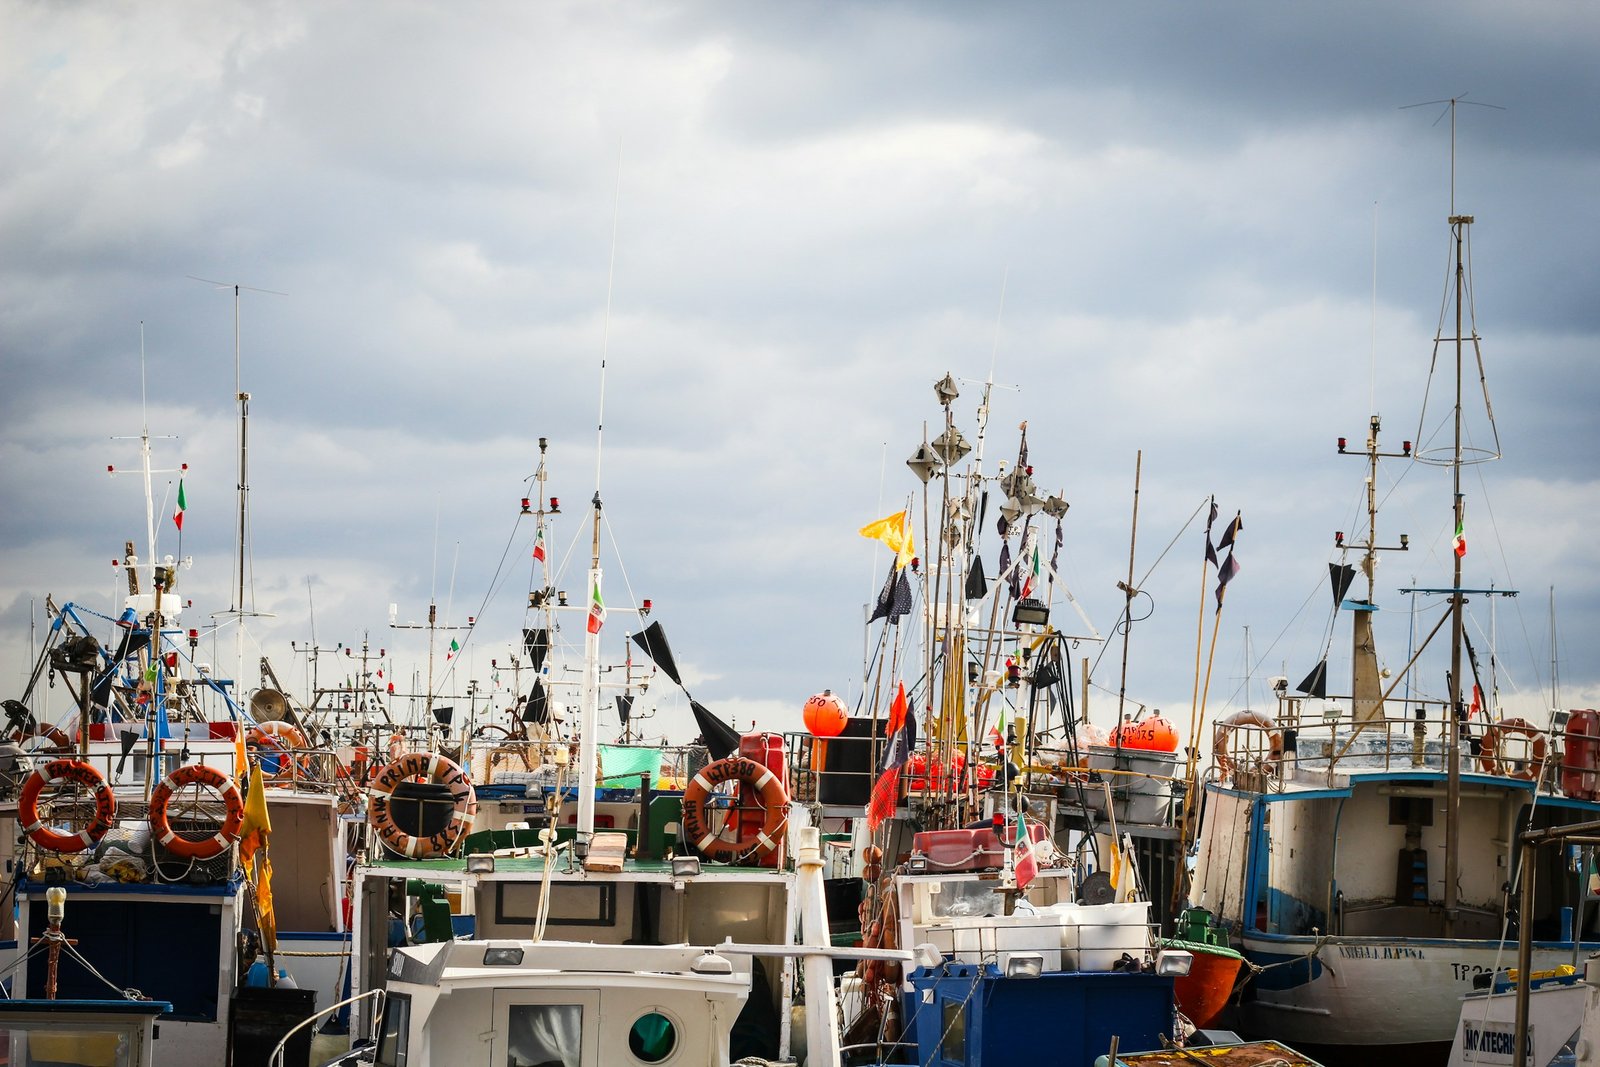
top-left (239, 761), bottom-right (271, 865)
top-left (859, 510), bottom-right (915, 569)
top-left (238, 761), bottom-right (277, 951)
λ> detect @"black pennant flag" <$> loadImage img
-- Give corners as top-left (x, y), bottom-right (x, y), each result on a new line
top-left (870, 567), bottom-right (913, 623)
top-left (1329, 563), bottom-right (1356, 607)
top-left (522, 628), bottom-right (550, 672)
top-left (1296, 659), bottom-right (1328, 698)
top-left (615, 694), bottom-right (633, 725)
top-left (521, 679), bottom-right (550, 723)
top-left (630, 622), bottom-right (683, 687)
top-left (965, 554), bottom-right (988, 601)
top-left (691, 700), bottom-right (742, 761)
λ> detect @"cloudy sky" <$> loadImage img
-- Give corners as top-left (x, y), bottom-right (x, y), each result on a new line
top-left (3, 1), bottom-right (1596, 747)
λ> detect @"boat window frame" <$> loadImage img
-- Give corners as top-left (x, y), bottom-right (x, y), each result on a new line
top-left (491, 987), bottom-right (601, 1067)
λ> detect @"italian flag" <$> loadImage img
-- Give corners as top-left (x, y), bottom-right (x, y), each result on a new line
top-left (446, 637), bottom-right (460, 661)
top-left (1453, 518), bottom-right (1466, 558)
top-left (587, 574), bottom-right (605, 634)
top-left (173, 479), bottom-right (187, 530)
top-left (1021, 538), bottom-right (1040, 598)
top-left (532, 528), bottom-right (546, 563)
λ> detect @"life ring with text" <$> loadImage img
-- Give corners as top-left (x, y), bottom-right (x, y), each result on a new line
top-left (1213, 710), bottom-right (1284, 779)
top-left (248, 721), bottom-right (309, 783)
top-left (681, 756), bottom-right (789, 862)
top-left (367, 751), bottom-right (478, 858)
top-left (148, 763), bottom-right (245, 860)
top-left (1479, 718), bottom-right (1547, 780)
top-left (19, 759), bottom-right (117, 853)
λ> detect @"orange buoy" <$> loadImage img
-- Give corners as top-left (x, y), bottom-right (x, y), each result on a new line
top-left (1111, 714), bottom-right (1180, 752)
top-left (802, 690), bottom-right (849, 738)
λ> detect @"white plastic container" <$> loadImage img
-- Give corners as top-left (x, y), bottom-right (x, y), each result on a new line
top-left (926, 914), bottom-right (1064, 972)
top-left (1070, 900), bottom-right (1151, 971)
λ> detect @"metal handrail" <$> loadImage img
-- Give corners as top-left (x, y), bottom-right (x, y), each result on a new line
top-left (269, 986), bottom-right (386, 1067)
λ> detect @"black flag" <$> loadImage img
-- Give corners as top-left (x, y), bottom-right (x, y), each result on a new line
top-left (520, 679), bottom-right (549, 723)
top-left (964, 554), bottom-right (988, 601)
top-left (631, 622), bottom-right (683, 687)
top-left (870, 567), bottom-right (913, 623)
top-left (522, 628), bottom-right (550, 672)
top-left (1204, 499), bottom-right (1220, 566)
top-left (1296, 659), bottom-right (1328, 698)
top-left (691, 700), bottom-right (742, 761)
top-left (1329, 563), bottom-right (1356, 607)
top-left (615, 694), bottom-right (633, 725)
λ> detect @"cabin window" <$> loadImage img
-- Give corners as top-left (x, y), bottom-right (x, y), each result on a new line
top-left (375, 992), bottom-right (410, 1067)
top-left (628, 1011), bottom-right (677, 1062)
top-left (506, 1003), bottom-right (583, 1067)
top-left (940, 999), bottom-right (966, 1061)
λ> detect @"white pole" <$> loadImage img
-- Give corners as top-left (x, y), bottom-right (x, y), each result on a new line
top-left (794, 825), bottom-right (841, 1066)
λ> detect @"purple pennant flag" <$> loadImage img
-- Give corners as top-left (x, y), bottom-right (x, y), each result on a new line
top-left (1216, 510), bottom-right (1242, 552)
top-left (1215, 551), bottom-right (1241, 608)
top-left (1204, 500), bottom-right (1220, 566)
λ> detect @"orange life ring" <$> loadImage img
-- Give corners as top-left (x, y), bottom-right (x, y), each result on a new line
top-left (367, 751), bottom-right (478, 858)
top-left (19, 759), bottom-right (117, 853)
top-left (148, 764), bottom-right (245, 860)
top-left (10, 723), bottom-right (71, 754)
top-left (1479, 717), bottom-right (1548, 780)
top-left (681, 756), bottom-right (790, 862)
top-left (1213, 710), bottom-right (1284, 779)
top-left (248, 721), bottom-right (309, 783)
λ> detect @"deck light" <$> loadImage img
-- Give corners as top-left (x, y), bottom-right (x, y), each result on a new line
top-left (465, 854), bottom-right (495, 874)
top-left (47, 886), bottom-right (66, 922)
top-left (907, 852), bottom-right (928, 874)
top-left (1155, 949), bottom-right (1194, 977)
top-left (483, 945), bottom-right (523, 966)
top-left (1003, 953), bottom-right (1045, 979)
top-left (671, 855), bottom-right (701, 878)
top-left (1012, 598), bottom-right (1050, 627)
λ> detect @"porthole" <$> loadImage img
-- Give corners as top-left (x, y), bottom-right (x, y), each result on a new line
top-left (629, 1011), bottom-right (677, 1062)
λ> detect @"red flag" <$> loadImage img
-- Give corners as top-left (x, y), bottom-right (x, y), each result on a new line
top-left (866, 683), bottom-right (912, 830)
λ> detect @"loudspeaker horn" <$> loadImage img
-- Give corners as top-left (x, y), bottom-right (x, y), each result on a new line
top-left (250, 688), bottom-right (290, 722)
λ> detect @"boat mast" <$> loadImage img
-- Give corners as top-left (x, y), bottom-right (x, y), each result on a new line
top-left (577, 154), bottom-right (623, 853)
top-left (1443, 204), bottom-right (1470, 936)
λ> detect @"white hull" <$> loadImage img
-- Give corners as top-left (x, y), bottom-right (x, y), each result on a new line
top-left (1242, 934), bottom-right (1594, 1048)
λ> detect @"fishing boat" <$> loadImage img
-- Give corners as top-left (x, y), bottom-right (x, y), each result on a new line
top-left (326, 434), bottom-right (895, 1066)
top-left (1187, 125), bottom-right (1600, 1060)
top-left (803, 376), bottom-right (1227, 1066)
top-left (0, 316), bottom-right (358, 1062)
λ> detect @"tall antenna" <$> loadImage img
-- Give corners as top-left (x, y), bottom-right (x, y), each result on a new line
top-left (189, 276), bottom-right (285, 702)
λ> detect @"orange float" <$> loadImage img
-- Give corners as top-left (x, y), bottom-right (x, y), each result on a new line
top-left (802, 690), bottom-right (849, 737)
top-left (1110, 714), bottom-right (1179, 752)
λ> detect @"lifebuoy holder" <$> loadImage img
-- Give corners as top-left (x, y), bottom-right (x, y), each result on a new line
top-left (1213, 710), bottom-right (1284, 779)
top-left (19, 758), bottom-right (117, 853)
top-left (1479, 717), bottom-right (1548, 781)
top-left (149, 763), bottom-right (246, 860)
top-left (367, 751), bottom-right (478, 858)
top-left (681, 756), bottom-right (790, 862)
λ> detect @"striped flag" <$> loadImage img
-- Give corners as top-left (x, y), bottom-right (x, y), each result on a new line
top-left (173, 479), bottom-right (187, 530)
top-left (533, 528), bottom-right (546, 563)
top-left (587, 574), bottom-right (606, 634)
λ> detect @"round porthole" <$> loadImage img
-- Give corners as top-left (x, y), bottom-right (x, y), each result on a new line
top-left (629, 1011), bottom-right (677, 1062)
